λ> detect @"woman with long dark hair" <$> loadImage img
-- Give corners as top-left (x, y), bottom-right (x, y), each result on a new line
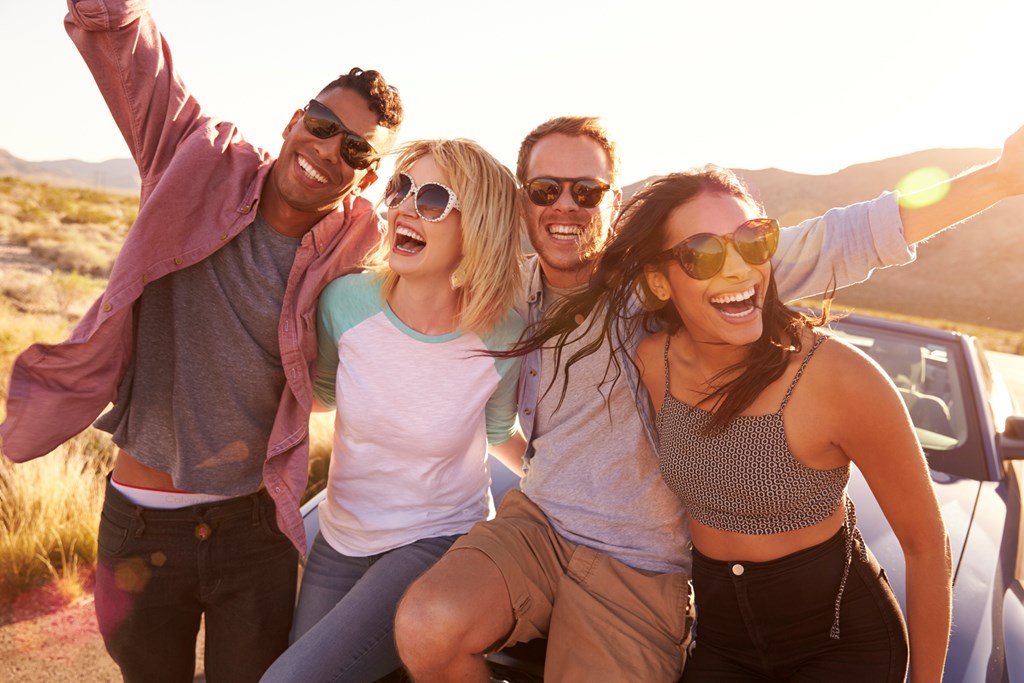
top-left (515, 167), bottom-right (951, 682)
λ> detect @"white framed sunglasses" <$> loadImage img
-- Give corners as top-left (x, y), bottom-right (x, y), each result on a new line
top-left (383, 172), bottom-right (460, 222)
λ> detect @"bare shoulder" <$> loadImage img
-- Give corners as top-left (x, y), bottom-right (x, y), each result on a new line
top-left (800, 330), bottom-right (902, 406)
top-left (786, 328), bottom-right (910, 466)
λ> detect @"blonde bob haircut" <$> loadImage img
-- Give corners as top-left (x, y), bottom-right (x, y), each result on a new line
top-left (365, 139), bottom-right (525, 335)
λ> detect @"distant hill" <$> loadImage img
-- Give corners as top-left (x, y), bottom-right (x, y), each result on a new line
top-left (3, 147), bottom-right (1021, 330)
top-left (0, 149), bottom-right (139, 194)
top-left (625, 148), bottom-right (1024, 331)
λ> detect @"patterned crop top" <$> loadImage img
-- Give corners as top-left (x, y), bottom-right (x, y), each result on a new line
top-left (656, 334), bottom-right (849, 535)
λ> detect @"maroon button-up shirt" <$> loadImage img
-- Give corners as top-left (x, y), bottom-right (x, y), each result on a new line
top-left (0, 0), bottom-right (383, 557)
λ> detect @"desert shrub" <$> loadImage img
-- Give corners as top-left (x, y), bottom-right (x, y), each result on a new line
top-left (0, 299), bottom-right (69, 366)
top-left (28, 237), bottom-right (116, 277)
top-left (0, 430), bottom-right (116, 610)
top-left (14, 200), bottom-right (58, 227)
top-left (59, 203), bottom-right (119, 225)
top-left (50, 271), bottom-right (105, 314)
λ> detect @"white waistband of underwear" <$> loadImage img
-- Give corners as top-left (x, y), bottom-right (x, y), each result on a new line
top-left (111, 478), bottom-right (236, 510)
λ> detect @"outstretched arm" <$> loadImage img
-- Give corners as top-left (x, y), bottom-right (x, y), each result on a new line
top-left (900, 124), bottom-right (1024, 244)
top-left (772, 123), bottom-right (1024, 302)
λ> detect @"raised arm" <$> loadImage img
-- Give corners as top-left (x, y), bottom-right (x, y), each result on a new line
top-left (771, 123), bottom-right (1024, 303)
top-left (900, 124), bottom-right (1024, 244)
top-left (65, 0), bottom-right (208, 185)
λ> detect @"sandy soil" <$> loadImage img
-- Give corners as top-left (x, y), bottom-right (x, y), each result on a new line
top-left (0, 592), bottom-right (206, 683)
top-left (0, 596), bottom-right (122, 682)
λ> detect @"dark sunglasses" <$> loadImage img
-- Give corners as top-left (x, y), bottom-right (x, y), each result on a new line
top-left (302, 99), bottom-right (378, 170)
top-left (384, 172), bottom-right (461, 222)
top-left (524, 177), bottom-right (613, 209)
top-left (658, 218), bottom-right (780, 281)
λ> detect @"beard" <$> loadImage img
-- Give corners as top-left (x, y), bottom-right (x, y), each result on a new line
top-left (574, 212), bottom-right (612, 264)
top-left (533, 211), bottom-right (611, 277)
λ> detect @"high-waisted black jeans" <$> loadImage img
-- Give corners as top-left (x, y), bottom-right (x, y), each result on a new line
top-left (683, 527), bottom-right (908, 682)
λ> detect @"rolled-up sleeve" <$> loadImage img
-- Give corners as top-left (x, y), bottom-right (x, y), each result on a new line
top-left (773, 191), bottom-right (916, 302)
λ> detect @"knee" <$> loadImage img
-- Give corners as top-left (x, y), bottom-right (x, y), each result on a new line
top-left (395, 575), bottom-right (459, 669)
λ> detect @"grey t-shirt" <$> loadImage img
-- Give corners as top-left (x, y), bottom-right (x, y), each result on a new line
top-left (520, 282), bottom-right (690, 573)
top-left (96, 213), bottom-right (301, 495)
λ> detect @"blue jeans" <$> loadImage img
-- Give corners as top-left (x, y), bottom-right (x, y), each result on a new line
top-left (95, 476), bottom-right (298, 683)
top-left (260, 531), bottom-right (458, 683)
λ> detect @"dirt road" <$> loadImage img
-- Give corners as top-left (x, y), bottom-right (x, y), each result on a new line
top-left (0, 596), bottom-right (121, 682)
top-left (0, 594), bottom-right (206, 682)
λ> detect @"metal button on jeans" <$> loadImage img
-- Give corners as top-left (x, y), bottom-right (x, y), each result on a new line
top-left (194, 522), bottom-right (212, 541)
top-left (732, 563), bottom-right (745, 576)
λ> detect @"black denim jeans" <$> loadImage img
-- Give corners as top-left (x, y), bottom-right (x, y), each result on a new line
top-left (683, 528), bottom-right (908, 682)
top-left (95, 476), bottom-right (298, 683)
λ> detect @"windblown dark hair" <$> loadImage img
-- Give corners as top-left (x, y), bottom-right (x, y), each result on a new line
top-left (322, 68), bottom-right (404, 129)
top-left (500, 166), bottom-right (832, 432)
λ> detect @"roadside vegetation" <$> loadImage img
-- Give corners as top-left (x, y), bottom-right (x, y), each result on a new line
top-left (792, 299), bottom-right (1024, 355)
top-left (1, 175), bottom-right (1022, 618)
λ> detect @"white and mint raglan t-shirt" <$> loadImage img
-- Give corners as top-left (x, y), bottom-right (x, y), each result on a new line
top-left (314, 272), bottom-right (524, 557)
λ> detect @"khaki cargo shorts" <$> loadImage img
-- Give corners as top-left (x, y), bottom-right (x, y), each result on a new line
top-left (449, 490), bottom-right (691, 681)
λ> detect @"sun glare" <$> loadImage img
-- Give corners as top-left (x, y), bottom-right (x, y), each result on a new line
top-left (896, 167), bottom-right (953, 209)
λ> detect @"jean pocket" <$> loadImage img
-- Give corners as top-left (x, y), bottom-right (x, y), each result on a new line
top-left (258, 503), bottom-right (289, 541)
top-left (97, 511), bottom-right (130, 556)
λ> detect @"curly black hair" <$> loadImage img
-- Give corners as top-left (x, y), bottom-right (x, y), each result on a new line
top-left (321, 68), bottom-right (403, 129)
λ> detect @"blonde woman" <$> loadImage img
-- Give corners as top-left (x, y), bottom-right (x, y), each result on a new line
top-left (261, 140), bottom-right (526, 683)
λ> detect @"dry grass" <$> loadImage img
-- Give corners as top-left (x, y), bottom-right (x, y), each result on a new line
top-left (0, 432), bottom-right (115, 614)
top-left (793, 298), bottom-right (1024, 355)
top-left (0, 178), bottom-right (132, 614)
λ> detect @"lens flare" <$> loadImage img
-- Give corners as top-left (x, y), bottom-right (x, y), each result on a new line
top-left (897, 167), bottom-right (951, 209)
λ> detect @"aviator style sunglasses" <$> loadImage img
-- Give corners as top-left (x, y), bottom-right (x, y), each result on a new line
top-left (384, 172), bottom-right (461, 222)
top-left (524, 177), bottom-right (613, 209)
top-left (657, 218), bottom-right (780, 281)
top-left (302, 99), bottom-right (378, 170)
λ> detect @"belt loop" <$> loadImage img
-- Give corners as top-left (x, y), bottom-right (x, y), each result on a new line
top-left (133, 507), bottom-right (146, 538)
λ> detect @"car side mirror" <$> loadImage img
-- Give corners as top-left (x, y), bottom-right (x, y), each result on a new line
top-left (999, 415), bottom-right (1024, 460)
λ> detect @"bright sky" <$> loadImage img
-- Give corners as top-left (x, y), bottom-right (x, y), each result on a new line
top-left (2, 0), bottom-right (1022, 195)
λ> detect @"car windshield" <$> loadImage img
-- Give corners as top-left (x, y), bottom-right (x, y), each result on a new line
top-left (829, 324), bottom-right (967, 451)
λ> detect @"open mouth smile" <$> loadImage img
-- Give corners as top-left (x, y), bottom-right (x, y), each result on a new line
top-left (709, 286), bottom-right (758, 319)
top-left (298, 155), bottom-right (328, 185)
top-left (394, 226), bottom-right (426, 255)
top-left (547, 224), bottom-right (583, 242)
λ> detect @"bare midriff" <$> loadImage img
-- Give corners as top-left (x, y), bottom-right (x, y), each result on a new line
top-left (111, 449), bottom-right (185, 491)
top-left (691, 503), bottom-right (847, 563)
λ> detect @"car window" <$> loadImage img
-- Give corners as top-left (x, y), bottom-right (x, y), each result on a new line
top-left (975, 339), bottom-right (1017, 430)
top-left (829, 326), bottom-right (968, 451)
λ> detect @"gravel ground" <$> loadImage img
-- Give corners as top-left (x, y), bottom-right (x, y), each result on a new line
top-left (0, 594), bottom-right (207, 682)
top-left (0, 596), bottom-right (121, 682)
